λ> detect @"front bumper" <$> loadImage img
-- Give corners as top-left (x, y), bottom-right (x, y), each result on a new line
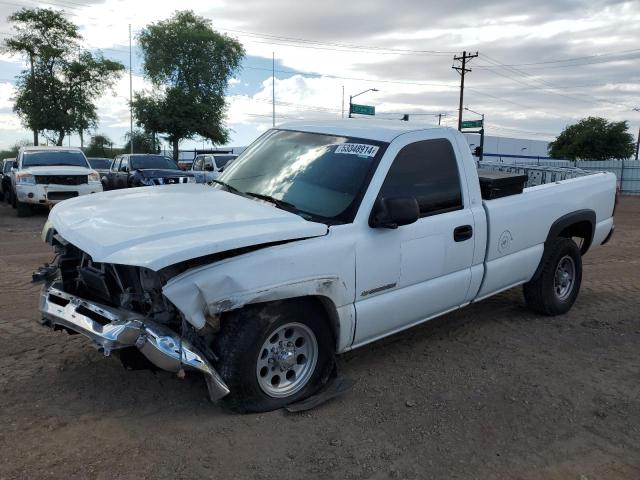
top-left (16, 182), bottom-right (102, 205)
top-left (39, 282), bottom-right (230, 402)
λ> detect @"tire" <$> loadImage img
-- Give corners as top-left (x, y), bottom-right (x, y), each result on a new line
top-left (16, 200), bottom-right (33, 217)
top-left (214, 299), bottom-right (335, 413)
top-left (523, 237), bottom-right (582, 316)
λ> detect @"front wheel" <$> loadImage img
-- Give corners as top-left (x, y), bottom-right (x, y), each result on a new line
top-left (523, 237), bottom-right (582, 316)
top-left (214, 300), bottom-right (335, 413)
top-left (16, 200), bottom-right (32, 217)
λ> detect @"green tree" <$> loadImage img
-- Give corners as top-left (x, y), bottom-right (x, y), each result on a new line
top-left (549, 117), bottom-right (635, 160)
top-left (85, 133), bottom-right (113, 157)
top-left (133, 11), bottom-right (244, 160)
top-left (3, 8), bottom-right (124, 146)
top-left (123, 129), bottom-right (157, 154)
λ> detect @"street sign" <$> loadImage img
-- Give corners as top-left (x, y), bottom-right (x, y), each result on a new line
top-left (461, 119), bottom-right (483, 129)
top-left (350, 103), bottom-right (375, 116)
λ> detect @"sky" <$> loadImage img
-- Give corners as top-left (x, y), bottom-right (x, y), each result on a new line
top-left (0, 0), bottom-right (638, 151)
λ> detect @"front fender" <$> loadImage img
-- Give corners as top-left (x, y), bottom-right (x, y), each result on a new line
top-left (161, 233), bottom-right (357, 351)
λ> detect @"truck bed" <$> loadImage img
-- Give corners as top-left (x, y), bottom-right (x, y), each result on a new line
top-left (472, 164), bottom-right (616, 301)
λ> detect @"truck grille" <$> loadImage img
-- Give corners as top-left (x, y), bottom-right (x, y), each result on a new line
top-left (35, 175), bottom-right (88, 185)
top-left (48, 191), bottom-right (78, 201)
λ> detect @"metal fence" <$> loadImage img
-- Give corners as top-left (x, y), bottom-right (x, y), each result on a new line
top-left (482, 157), bottom-right (640, 194)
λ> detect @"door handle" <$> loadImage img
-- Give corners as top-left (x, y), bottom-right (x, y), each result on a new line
top-left (454, 225), bottom-right (473, 242)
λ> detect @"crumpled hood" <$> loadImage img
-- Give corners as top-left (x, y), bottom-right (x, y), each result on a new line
top-left (47, 184), bottom-right (328, 270)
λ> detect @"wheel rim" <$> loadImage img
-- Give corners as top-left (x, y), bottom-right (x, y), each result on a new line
top-left (554, 255), bottom-right (575, 301)
top-left (256, 322), bottom-right (318, 398)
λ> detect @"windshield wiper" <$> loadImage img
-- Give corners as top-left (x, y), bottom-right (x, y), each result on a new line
top-left (244, 192), bottom-right (297, 210)
top-left (210, 179), bottom-right (242, 195)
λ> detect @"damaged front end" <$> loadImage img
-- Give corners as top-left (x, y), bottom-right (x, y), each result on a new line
top-left (36, 233), bottom-right (229, 402)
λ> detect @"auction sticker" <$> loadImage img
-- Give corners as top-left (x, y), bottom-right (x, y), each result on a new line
top-left (335, 143), bottom-right (379, 157)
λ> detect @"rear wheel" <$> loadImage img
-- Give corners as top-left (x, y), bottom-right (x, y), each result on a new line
top-left (214, 299), bottom-right (335, 413)
top-left (523, 237), bottom-right (582, 315)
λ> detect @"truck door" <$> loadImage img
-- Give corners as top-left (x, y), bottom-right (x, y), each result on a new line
top-left (105, 156), bottom-right (121, 190)
top-left (354, 137), bottom-right (474, 345)
top-left (117, 156), bottom-right (130, 188)
top-left (203, 156), bottom-right (217, 182)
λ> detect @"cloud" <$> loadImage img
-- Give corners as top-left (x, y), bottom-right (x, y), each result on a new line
top-left (0, 0), bottom-right (637, 148)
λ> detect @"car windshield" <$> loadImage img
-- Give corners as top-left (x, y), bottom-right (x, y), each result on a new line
top-left (88, 158), bottom-right (111, 169)
top-left (130, 155), bottom-right (180, 170)
top-left (3, 161), bottom-right (12, 173)
top-left (218, 129), bottom-right (386, 223)
top-left (22, 151), bottom-right (89, 168)
top-left (214, 155), bottom-right (236, 168)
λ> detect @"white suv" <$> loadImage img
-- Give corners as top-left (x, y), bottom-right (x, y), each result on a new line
top-left (11, 146), bottom-right (102, 216)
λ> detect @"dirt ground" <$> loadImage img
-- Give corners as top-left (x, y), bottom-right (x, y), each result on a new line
top-left (0, 198), bottom-right (639, 480)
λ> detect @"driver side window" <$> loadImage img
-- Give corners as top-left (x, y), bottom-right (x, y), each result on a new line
top-left (193, 156), bottom-right (204, 171)
top-left (379, 139), bottom-right (463, 217)
top-left (119, 157), bottom-right (129, 172)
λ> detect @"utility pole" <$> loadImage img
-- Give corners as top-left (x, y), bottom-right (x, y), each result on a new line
top-left (129, 24), bottom-right (133, 154)
top-left (272, 52), bottom-right (275, 127)
top-left (29, 53), bottom-right (38, 146)
top-left (436, 113), bottom-right (448, 125)
top-left (452, 51), bottom-right (478, 131)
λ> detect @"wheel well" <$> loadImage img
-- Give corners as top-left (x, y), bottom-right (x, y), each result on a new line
top-left (224, 296), bottom-right (340, 351)
top-left (559, 220), bottom-right (593, 255)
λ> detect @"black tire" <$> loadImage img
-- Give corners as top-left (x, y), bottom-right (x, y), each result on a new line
top-left (523, 237), bottom-right (582, 316)
top-left (214, 299), bottom-right (335, 413)
top-left (16, 200), bottom-right (32, 217)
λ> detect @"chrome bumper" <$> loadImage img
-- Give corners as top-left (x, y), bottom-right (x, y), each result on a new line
top-left (39, 283), bottom-right (230, 402)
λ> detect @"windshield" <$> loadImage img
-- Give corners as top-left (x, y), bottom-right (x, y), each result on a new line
top-left (130, 155), bottom-right (180, 170)
top-left (22, 151), bottom-right (89, 168)
top-left (3, 161), bottom-right (13, 173)
top-left (88, 158), bottom-right (111, 169)
top-left (214, 155), bottom-right (236, 168)
top-left (218, 129), bottom-right (387, 223)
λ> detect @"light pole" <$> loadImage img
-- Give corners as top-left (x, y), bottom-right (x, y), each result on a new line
top-left (349, 88), bottom-right (378, 118)
top-left (464, 107), bottom-right (485, 161)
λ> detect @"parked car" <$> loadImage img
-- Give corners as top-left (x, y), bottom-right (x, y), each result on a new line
top-left (87, 157), bottom-right (112, 180)
top-left (191, 153), bottom-right (238, 183)
top-left (102, 154), bottom-right (195, 190)
top-left (0, 158), bottom-right (14, 202)
top-left (35, 120), bottom-right (616, 412)
top-left (11, 147), bottom-right (102, 216)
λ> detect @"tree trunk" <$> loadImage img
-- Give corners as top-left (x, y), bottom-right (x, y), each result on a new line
top-left (172, 139), bottom-right (179, 161)
top-left (56, 131), bottom-right (65, 146)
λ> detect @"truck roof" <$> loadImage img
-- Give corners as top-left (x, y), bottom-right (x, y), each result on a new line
top-left (278, 119), bottom-right (451, 143)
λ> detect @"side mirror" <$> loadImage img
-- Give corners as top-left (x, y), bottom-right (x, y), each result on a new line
top-left (204, 164), bottom-right (214, 172)
top-left (370, 196), bottom-right (420, 229)
top-left (12, 161), bottom-right (18, 169)
top-left (121, 166), bottom-right (129, 173)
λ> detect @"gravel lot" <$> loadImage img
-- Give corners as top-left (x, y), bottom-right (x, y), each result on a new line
top-left (0, 197), bottom-right (639, 480)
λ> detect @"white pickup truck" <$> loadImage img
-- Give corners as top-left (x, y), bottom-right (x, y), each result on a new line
top-left (11, 146), bottom-right (102, 216)
top-left (35, 120), bottom-right (616, 412)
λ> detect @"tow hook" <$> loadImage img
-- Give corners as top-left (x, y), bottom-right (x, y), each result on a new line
top-left (32, 264), bottom-right (58, 283)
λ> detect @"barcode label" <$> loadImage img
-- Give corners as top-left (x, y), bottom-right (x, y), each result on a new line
top-left (335, 143), bottom-right (379, 157)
